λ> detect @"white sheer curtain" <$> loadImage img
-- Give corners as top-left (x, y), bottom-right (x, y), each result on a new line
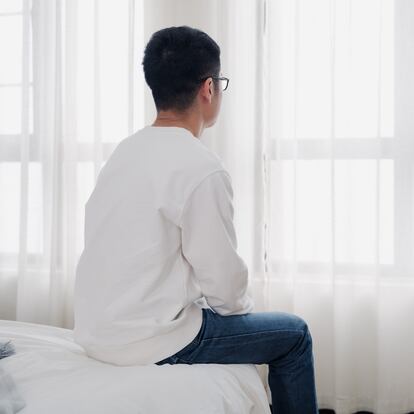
top-left (0, 0), bottom-right (145, 326)
top-left (1, 0), bottom-right (414, 413)
top-left (262, 1), bottom-right (414, 413)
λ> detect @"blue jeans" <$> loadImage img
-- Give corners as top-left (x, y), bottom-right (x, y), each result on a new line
top-left (155, 307), bottom-right (319, 414)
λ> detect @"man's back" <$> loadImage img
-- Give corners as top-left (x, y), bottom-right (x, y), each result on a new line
top-left (73, 125), bottom-right (253, 366)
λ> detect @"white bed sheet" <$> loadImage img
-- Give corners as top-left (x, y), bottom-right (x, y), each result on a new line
top-left (0, 320), bottom-right (271, 414)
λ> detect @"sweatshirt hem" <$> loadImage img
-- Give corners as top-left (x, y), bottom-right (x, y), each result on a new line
top-left (80, 303), bottom-right (203, 366)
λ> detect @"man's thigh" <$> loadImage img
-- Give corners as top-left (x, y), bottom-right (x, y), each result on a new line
top-left (156, 307), bottom-right (310, 366)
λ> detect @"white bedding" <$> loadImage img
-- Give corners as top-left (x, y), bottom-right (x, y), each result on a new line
top-left (0, 320), bottom-right (271, 414)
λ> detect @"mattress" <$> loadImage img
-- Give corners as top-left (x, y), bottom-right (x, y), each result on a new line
top-left (0, 319), bottom-right (271, 414)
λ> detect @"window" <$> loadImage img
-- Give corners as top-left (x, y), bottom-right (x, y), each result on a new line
top-left (265, 0), bottom-right (411, 280)
top-left (0, 0), bottom-right (145, 264)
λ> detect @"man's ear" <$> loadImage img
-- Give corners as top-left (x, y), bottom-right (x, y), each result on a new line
top-left (209, 79), bottom-right (214, 93)
top-left (201, 78), bottom-right (213, 104)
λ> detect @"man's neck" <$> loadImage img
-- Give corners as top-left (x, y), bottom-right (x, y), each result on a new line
top-left (152, 112), bottom-right (203, 138)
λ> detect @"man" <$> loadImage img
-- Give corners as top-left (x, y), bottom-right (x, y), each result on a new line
top-left (73, 25), bottom-right (319, 413)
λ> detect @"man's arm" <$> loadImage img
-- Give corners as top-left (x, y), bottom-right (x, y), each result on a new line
top-left (179, 169), bottom-right (254, 316)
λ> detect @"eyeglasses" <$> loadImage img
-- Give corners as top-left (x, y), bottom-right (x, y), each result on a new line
top-left (199, 76), bottom-right (230, 92)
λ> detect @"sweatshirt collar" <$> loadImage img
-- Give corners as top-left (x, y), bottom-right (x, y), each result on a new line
top-left (144, 125), bottom-right (198, 141)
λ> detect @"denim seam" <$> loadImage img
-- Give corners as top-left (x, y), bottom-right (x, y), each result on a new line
top-left (178, 329), bottom-right (309, 365)
top-left (200, 329), bottom-right (305, 342)
top-left (181, 329), bottom-right (306, 364)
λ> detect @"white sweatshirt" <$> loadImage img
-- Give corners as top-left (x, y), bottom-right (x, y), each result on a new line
top-left (73, 125), bottom-right (254, 366)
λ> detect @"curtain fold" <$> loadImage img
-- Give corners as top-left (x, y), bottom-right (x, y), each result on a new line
top-left (0, 1), bottom-right (413, 413)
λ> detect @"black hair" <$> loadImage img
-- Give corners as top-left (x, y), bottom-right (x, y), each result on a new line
top-left (142, 25), bottom-right (221, 113)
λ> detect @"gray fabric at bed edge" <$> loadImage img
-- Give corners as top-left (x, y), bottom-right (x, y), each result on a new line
top-left (0, 341), bottom-right (16, 360)
top-left (0, 341), bottom-right (26, 414)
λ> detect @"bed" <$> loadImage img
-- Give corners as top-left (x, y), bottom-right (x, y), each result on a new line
top-left (0, 319), bottom-right (271, 414)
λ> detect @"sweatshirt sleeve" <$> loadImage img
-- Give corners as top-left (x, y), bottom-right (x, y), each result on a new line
top-left (179, 169), bottom-right (255, 316)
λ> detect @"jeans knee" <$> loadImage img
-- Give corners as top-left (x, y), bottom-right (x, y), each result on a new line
top-left (269, 316), bottom-right (314, 372)
top-left (292, 315), bottom-right (313, 355)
